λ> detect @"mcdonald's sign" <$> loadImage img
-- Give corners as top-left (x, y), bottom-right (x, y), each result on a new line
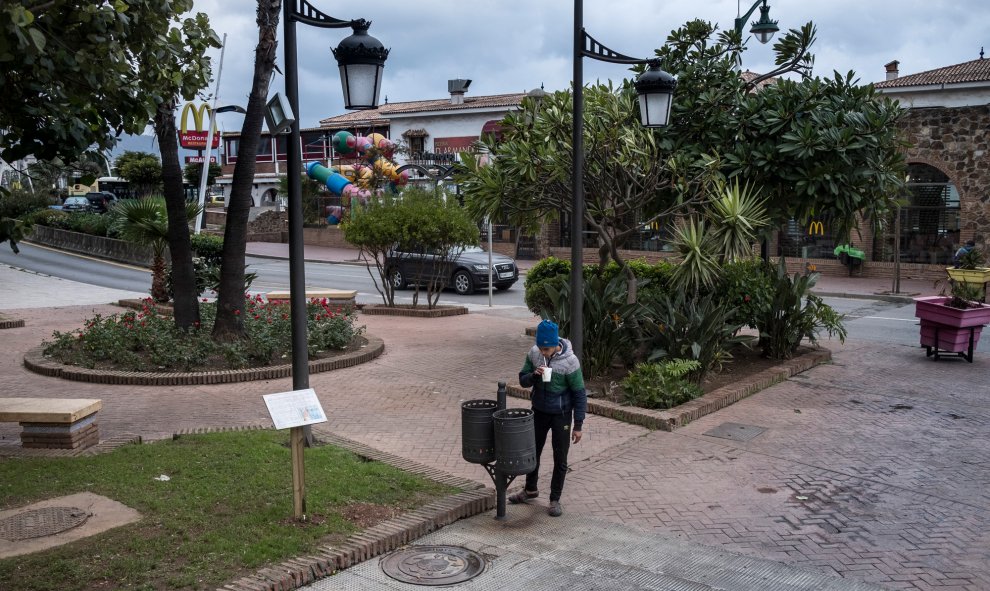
top-left (807, 220), bottom-right (825, 236)
top-left (179, 103), bottom-right (219, 150)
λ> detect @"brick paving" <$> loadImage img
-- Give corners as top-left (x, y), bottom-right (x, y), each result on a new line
top-left (2, 281), bottom-right (988, 589)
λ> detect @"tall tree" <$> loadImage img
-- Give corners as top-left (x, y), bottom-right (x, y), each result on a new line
top-left (459, 19), bottom-right (905, 280)
top-left (134, 10), bottom-right (221, 329)
top-left (116, 151), bottom-right (163, 198)
top-left (213, 0), bottom-right (281, 341)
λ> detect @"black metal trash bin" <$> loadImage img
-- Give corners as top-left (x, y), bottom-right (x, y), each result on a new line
top-left (493, 408), bottom-right (536, 476)
top-left (461, 399), bottom-right (498, 464)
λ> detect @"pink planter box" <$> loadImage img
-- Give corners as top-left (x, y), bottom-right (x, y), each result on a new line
top-left (919, 320), bottom-right (983, 353)
top-left (914, 296), bottom-right (990, 328)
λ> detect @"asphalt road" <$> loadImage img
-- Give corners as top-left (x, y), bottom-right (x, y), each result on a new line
top-left (0, 242), bottom-right (526, 308)
top-left (5, 242), bottom-right (985, 354)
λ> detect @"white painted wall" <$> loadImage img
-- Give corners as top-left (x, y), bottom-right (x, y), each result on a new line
top-left (878, 83), bottom-right (990, 108)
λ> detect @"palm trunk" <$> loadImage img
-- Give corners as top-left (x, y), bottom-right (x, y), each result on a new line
top-left (151, 254), bottom-right (169, 303)
top-left (213, 0), bottom-right (281, 342)
top-left (155, 101), bottom-right (200, 327)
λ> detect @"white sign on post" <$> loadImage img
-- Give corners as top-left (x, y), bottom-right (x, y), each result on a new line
top-left (262, 388), bottom-right (327, 430)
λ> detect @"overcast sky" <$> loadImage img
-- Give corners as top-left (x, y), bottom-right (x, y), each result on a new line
top-left (189, 0), bottom-right (987, 132)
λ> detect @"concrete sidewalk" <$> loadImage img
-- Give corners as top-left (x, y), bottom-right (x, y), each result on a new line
top-left (1, 257), bottom-right (986, 591)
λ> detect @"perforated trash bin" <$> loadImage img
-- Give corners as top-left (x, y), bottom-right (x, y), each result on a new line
top-left (493, 408), bottom-right (536, 476)
top-left (461, 399), bottom-right (498, 464)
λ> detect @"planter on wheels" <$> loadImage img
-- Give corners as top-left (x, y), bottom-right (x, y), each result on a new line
top-left (914, 296), bottom-right (990, 362)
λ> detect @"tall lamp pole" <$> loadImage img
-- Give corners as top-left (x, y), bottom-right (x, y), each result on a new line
top-left (734, 0), bottom-right (779, 44)
top-left (282, 0), bottom-right (387, 518)
top-left (571, 0), bottom-right (677, 360)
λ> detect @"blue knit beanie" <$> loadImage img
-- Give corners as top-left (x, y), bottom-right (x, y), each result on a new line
top-left (536, 320), bottom-right (559, 347)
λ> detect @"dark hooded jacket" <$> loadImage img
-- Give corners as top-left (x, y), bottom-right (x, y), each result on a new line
top-left (519, 338), bottom-right (587, 430)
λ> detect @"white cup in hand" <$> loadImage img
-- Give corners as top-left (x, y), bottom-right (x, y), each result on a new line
top-left (542, 366), bottom-right (553, 382)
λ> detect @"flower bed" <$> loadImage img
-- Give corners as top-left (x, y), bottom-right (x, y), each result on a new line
top-left (41, 296), bottom-right (364, 372)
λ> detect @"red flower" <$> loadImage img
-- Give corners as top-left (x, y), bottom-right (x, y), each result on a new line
top-left (234, 309), bottom-right (241, 316)
top-left (743, 295), bottom-right (751, 303)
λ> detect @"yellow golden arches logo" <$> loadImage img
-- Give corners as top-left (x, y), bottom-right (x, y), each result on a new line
top-left (179, 103), bottom-right (218, 149)
top-left (808, 221), bottom-right (825, 236)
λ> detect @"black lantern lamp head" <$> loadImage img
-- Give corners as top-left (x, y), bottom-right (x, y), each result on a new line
top-left (634, 61), bottom-right (677, 128)
top-left (749, 2), bottom-right (779, 44)
top-left (332, 19), bottom-right (390, 110)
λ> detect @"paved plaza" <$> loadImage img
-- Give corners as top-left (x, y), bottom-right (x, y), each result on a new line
top-left (1, 260), bottom-right (987, 590)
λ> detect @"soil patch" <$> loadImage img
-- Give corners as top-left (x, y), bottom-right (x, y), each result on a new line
top-left (586, 344), bottom-right (819, 406)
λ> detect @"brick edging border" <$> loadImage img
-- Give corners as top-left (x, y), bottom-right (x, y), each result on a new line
top-left (508, 348), bottom-right (832, 431)
top-left (22, 335), bottom-right (385, 386)
top-left (360, 305), bottom-right (468, 317)
top-left (0, 318), bottom-right (26, 329)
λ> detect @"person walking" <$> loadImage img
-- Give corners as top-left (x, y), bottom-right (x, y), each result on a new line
top-left (508, 319), bottom-right (586, 517)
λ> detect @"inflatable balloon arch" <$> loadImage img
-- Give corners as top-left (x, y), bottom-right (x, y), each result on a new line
top-left (306, 130), bottom-right (458, 225)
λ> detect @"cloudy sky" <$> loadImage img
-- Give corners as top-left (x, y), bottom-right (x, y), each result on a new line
top-left (187, 0), bottom-right (987, 133)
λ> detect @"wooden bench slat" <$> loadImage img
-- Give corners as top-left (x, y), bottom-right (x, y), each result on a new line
top-left (0, 398), bottom-right (102, 423)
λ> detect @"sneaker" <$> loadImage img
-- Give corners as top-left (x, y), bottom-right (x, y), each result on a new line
top-left (548, 501), bottom-right (562, 517)
top-left (508, 489), bottom-right (538, 504)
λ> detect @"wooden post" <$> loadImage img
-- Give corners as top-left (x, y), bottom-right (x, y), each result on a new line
top-left (290, 426), bottom-right (306, 520)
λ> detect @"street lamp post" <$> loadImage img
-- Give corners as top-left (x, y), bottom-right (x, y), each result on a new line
top-left (734, 0), bottom-right (779, 44)
top-left (283, 0), bottom-right (387, 518)
top-left (571, 0), bottom-right (677, 360)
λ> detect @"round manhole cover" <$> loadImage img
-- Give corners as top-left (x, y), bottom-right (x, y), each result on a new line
top-left (0, 506), bottom-right (90, 541)
top-left (381, 545), bottom-right (486, 586)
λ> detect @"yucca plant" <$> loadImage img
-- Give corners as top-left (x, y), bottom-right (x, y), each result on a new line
top-left (668, 218), bottom-right (720, 294)
top-left (111, 198), bottom-right (200, 302)
top-left (707, 180), bottom-right (770, 263)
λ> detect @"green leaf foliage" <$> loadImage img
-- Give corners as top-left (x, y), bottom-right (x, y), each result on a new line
top-left (0, 1), bottom-right (219, 163)
top-left (544, 273), bottom-right (648, 378)
top-left (622, 359), bottom-right (703, 410)
top-left (756, 259), bottom-right (847, 358)
top-left (640, 291), bottom-right (750, 382)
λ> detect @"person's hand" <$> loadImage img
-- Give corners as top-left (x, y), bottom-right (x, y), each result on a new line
top-left (572, 430), bottom-right (582, 444)
top-left (534, 366), bottom-right (546, 376)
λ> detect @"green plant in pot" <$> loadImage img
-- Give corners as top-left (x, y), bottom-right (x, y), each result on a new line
top-left (946, 242), bottom-right (990, 292)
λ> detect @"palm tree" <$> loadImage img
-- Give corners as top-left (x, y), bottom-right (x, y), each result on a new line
top-left (111, 198), bottom-right (200, 303)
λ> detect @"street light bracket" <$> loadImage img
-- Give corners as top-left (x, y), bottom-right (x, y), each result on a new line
top-left (580, 30), bottom-right (650, 65)
top-left (288, 0), bottom-right (355, 29)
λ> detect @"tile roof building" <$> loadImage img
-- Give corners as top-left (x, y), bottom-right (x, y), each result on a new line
top-left (874, 52), bottom-right (990, 266)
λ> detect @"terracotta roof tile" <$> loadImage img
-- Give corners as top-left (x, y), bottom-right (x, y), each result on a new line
top-left (318, 92), bottom-right (525, 127)
top-left (874, 58), bottom-right (990, 88)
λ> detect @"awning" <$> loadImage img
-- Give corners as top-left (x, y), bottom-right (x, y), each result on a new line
top-left (480, 119), bottom-right (503, 136)
top-left (402, 128), bottom-right (429, 138)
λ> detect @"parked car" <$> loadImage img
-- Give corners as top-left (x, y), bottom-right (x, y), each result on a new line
top-left (61, 196), bottom-right (92, 213)
top-left (386, 245), bottom-right (519, 295)
top-left (84, 191), bottom-right (118, 214)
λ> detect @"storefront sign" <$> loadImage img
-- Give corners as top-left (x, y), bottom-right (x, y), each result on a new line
top-left (433, 136), bottom-right (478, 154)
top-left (179, 103), bottom-right (219, 150)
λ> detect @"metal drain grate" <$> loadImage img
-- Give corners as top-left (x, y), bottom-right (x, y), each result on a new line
top-left (381, 545), bottom-right (486, 586)
top-left (0, 506), bottom-right (90, 541)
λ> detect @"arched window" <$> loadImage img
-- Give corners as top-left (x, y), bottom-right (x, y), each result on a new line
top-left (876, 163), bottom-right (961, 265)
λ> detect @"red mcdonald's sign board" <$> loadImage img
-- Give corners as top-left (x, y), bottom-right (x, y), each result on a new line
top-left (179, 103), bottom-right (219, 149)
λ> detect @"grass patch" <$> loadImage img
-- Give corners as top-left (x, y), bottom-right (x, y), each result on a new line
top-left (0, 430), bottom-right (457, 590)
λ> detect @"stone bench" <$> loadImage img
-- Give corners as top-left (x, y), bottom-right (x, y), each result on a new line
top-left (266, 289), bottom-right (357, 310)
top-left (0, 398), bottom-right (102, 450)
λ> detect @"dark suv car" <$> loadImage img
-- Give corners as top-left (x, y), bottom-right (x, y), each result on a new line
top-left (84, 192), bottom-right (118, 214)
top-left (386, 245), bottom-right (518, 295)
top-left (61, 196), bottom-right (92, 213)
